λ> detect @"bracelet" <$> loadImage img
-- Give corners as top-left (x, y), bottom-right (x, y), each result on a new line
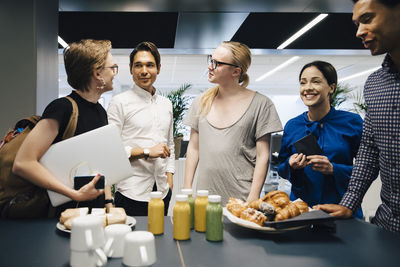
top-left (104, 199), bottom-right (114, 205)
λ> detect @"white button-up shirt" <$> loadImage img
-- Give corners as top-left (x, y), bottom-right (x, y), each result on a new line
top-left (107, 84), bottom-right (175, 201)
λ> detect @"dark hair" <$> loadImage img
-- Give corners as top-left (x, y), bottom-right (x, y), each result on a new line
top-left (64, 39), bottom-right (111, 92)
top-left (299, 61), bottom-right (337, 103)
top-left (352, 0), bottom-right (400, 7)
top-left (129, 41), bottom-right (161, 70)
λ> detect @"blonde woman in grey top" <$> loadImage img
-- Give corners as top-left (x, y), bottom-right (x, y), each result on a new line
top-left (183, 41), bottom-right (282, 205)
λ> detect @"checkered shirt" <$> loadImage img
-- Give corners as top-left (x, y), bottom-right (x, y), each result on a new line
top-left (340, 54), bottom-right (400, 232)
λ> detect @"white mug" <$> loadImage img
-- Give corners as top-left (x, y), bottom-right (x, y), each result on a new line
top-left (104, 224), bottom-right (132, 258)
top-left (122, 231), bottom-right (156, 266)
top-left (70, 215), bottom-right (107, 267)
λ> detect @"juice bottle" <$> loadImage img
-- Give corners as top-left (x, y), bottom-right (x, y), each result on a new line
top-left (148, 191), bottom-right (164, 235)
top-left (194, 190), bottom-right (208, 232)
top-left (173, 194), bottom-right (190, 240)
top-left (206, 195), bottom-right (223, 242)
top-left (181, 189), bottom-right (194, 229)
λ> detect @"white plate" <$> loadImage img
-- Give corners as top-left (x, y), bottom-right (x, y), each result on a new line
top-left (223, 208), bottom-right (305, 233)
top-left (56, 216), bottom-right (136, 234)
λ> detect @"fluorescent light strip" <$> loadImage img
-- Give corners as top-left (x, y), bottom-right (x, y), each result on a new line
top-left (339, 67), bottom-right (380, 82)
top-left (256, 56), bottom-right (301, 82)
top-left (58, 36), bottom-right (69, 48)
top-left (277, 14), bottom-right (329, 50)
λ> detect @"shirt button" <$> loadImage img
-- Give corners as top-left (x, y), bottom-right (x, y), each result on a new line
top-left (392, 162), bottom-right (396, 167)
top-left (394, 188), bottom-right (399, 194)
top-left (392, 134), bottom-right (396, 139)
top-left (393, 105), bottom-right (397, 110)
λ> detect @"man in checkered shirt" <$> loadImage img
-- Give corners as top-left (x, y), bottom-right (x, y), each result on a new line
top-left (314, 0), bottom-right (400, 232)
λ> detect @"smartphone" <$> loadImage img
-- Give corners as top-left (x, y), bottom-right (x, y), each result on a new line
top-left (74, 175), bottom-right (105, 190)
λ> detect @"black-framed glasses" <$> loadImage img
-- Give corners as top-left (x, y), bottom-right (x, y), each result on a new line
top-left (207, 55), bottom-right (238, 70)
top-left (105, 64), bottom-right (119, 74)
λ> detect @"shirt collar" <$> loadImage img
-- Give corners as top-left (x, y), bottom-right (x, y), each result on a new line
top-left (132, 84), bottom-right (158, 101)
top-left (382, 54), bottom-right (399, 74)
top-left (303, 106), bottom-right (336, 125)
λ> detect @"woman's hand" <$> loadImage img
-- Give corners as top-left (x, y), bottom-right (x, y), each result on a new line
top-left (73, 174), bottom-right (104, 202)
top-left (306, 155), bottom-right (333, 175)
top-left (289, 153), bottom-right (307, 170)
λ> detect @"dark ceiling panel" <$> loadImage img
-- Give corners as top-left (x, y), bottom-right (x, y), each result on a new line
top-left (231, 13), bottom-right (317, 48)
top-left (59, 12), bottom-right (178, 48)
top-left (231, 13), bottom-right (364, 49)
top-left (287, 13), bottom-right (363, 49)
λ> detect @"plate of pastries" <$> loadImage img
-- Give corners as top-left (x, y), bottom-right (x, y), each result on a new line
top-left (56, 207), bottom-right (135, 233)
top-left (225, 190), bottom-right (334, 232)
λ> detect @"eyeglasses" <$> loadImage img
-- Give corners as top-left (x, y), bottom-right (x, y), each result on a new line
top-left (105, 64), bottom-right (119, 74)
top-left (207, 55), bottom-right (238, 70)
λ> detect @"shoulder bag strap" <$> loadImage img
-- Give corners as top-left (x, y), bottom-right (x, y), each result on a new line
top-left (62, 96), bottom-right (79, 140)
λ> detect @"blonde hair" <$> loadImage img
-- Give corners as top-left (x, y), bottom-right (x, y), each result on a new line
top-left (199, 41), bottom-right (251, 115)
top-left (64, 39), bottom-right (112, 92)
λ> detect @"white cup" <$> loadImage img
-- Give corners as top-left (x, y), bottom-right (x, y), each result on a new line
top-left (122, 231), bottom-right (156, 266)
top-left (70, 250), bottom-right (107, 267)
top-left (70, 215), bottom-right (107, 267)
top-left (104, 224), bottom-right (132, 258)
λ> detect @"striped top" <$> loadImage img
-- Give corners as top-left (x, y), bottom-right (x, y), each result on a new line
top-left (340, 54), bottom-right (400, 232)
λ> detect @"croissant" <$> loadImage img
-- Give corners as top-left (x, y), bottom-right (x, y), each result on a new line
top-left (274, 202), bottom-right (301, 221)
top-left (263, 191), bottom-right (290, 209)
top-left (226, 197), bottom-right (248, 217)
top-left (239, 208), bottom-right (267, 226)
top-left (249, 199), bottom-right (263, 210)
top-left (293, 200), bottom-right (309, 214)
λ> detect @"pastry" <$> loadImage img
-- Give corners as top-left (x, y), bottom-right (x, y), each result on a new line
top-left (258, 202), bottom-right (275, 221)
top-left (249, 199), bottom-right (263, 210)
top-left (59, 207), bottom-right (88, 224)
top-left (275, 202), bottom-right (301, 221)
top-left (226, 197), bottom-right (248, 217)
top-left (239, 208), bottom-right (267, 226)
top-left (294, 200), bottom-right (309, 214)
top-left (263, 190), bottom-right (290, 209)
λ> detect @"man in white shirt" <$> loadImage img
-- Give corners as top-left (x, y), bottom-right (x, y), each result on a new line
top-left (107, 42), bottom-right (175, 216)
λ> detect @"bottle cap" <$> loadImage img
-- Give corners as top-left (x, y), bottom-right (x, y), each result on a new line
top-left (197, 190), bottom-right (209, 197)
top-left (150, 191), bottom-right (162, 199)
top-left (181, 189), bottom-right (193, 195)
top-left (208, 195), bottom-right (221, 203)
top-left (175, 194), bottom-right (188, 202)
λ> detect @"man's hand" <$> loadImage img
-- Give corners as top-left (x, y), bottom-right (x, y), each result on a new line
top-left (149, 143), bottom-right (170, 158)
top-left (289, 153), bottom-right (307, 170)
top-left (313, 204), bottom-right (353, 218)
top-left (166, 172), bottom-right (173, 189)
top-left (307, 155), bottom-right (333, 175)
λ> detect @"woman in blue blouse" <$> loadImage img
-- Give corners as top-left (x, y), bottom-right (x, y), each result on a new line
top-left (278, 61), bottom-right (363, 218)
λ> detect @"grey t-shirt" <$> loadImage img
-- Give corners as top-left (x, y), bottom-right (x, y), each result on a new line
top-left (183, 92), bottom-right (283, 205)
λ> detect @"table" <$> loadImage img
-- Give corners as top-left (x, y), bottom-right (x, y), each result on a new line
top-left (0, 216), bottom-right (399, 267)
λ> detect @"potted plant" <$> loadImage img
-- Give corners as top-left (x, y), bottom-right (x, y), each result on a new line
top-left (351, 89), bottom-right (368, 117)
top-left (331, 82), bottom-right (351, 108)
top-left (166, 83), bottom-right (192, 159)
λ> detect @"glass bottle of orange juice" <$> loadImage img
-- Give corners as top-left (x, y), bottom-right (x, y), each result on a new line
top-left (148, 191), bottom-right (164, 235)
top-left (173, 194), bottom-right (190, 240)
top-left (181, 189), bottom-right (194, 229)
top-left (194, 190), bottom-right (209, 232)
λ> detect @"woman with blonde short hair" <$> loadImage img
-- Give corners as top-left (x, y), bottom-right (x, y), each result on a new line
top-left (10, 39), bottom-right (118, 217)
top-left (183, 41), bottom-right (282, 205)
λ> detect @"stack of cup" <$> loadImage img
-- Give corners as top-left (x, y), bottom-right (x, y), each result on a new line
top-left (70, 216), bottom-right (108, 267)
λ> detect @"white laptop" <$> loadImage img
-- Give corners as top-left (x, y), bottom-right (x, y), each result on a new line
top-left (40, 124), bottom-right (133, 206)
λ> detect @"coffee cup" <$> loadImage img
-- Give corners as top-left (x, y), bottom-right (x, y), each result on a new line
top-left (104, 224), bottom-right (132, 258)
top-left (70, 215), bottom-right (107, 267)
top-left (122, 231), bottom-right (156, 266)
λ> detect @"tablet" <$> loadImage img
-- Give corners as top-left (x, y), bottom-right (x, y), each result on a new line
top-left (40, 124), bottom-right (133, 206)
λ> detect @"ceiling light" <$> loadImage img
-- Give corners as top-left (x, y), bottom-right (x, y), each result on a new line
top-left (339, 67), bottom-right (380, 82)
top-left (277, 14), bottom-right (329, 50)
top-left (58, 36), bottom-right (68, 48)
top-left (256, 56), bottom-right (301, 82)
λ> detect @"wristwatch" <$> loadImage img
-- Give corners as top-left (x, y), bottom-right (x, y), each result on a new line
top-left (104, 199), bottom-right (114, 205)
top-left (143, 148), bottom-right (150, 159)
